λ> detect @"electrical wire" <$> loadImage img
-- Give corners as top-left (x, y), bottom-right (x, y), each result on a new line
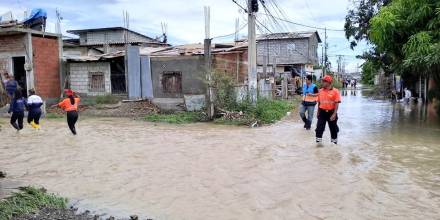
top-left (212, 22), bottom-right (248, 39)
top-left (257, 13), bottom-right (345, 32)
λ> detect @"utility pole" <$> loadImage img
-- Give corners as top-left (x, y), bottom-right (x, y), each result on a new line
top-left (323, 27), bottom-right (327, 75)
top-left (248, 0), bottom-right (258, 104)
top-left (234, 18), bottom-right (239, 43)
top-left (204, 6), bottom-right (214, 120)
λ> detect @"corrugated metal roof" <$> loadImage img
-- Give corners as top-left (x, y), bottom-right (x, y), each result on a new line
top-left (257, 31), bottom-right (322, 43)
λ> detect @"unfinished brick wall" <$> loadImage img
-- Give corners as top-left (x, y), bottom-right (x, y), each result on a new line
top-left (0, 34), bottom-right (26, 53)
top-left (32, 36), bottom-right (60, 98)
top-left (213, 51), bottom-right (248, 84)
top-left (0, 34), bottom-right (26, 74)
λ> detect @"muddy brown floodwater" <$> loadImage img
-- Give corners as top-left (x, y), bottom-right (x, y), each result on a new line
top-left (1, 89), bottom-right (440, 220)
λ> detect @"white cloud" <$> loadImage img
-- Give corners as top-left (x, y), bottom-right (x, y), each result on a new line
top-left (0, 0), bottom-right (368, 72)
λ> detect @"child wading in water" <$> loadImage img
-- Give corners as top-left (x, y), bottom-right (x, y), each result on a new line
top-left (8, 89), bottom-right (26, 131)
top-left (54, 89), bottom-right (80, 135)
top-left (27, 89), bottom-right (43, 129)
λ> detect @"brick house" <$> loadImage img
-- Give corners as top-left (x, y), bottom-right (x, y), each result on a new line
top-left (0, 27), bottom-right (61, 99)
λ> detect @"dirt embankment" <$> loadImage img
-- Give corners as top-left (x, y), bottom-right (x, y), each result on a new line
top-left (47, 100), bottom-right (160, 118)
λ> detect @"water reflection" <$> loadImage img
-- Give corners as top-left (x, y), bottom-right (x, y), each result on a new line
top-left (0, 88), bottom-right (439, 219)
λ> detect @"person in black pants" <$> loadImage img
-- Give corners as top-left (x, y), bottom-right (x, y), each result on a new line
top-left (54, 89), bottom-right (80, 135)
top-left (66, 111), bottom-right (78, 134)
top-left (27, 89), bottom-right (43, 129)
top-left (315, 75), bottom-right (341, 144)
top-left (316, 109), bottom-right (339, 142)
top-left (8, 89), bottom-right (27, 131)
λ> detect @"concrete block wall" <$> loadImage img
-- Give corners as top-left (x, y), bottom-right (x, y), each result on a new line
top-left (151, 56), bottom-right (206, 98)
top-left (32, 36), bottom-right (61, 99)
top-left (69, 62), bottom-right (111, 96)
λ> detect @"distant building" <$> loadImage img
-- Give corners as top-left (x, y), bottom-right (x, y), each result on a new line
top-left (256, 31), bottom-right (321, 76)
top-left (64, 27), bottom-right (169, 97)
top-left (0, 27), bottom-right (61, 99)
top-left (65, 27), bottom-right (168, 56)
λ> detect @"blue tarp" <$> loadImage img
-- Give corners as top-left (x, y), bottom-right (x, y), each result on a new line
top-left (23, 8), bottom-right (47, 24)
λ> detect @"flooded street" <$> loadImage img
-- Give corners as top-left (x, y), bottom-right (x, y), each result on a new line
top-left (1, 90), bottom-right (440, 220)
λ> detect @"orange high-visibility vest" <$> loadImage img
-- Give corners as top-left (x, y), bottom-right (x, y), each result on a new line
top-left (302, 84), bottom-right (319, 103)
top-left (58, 98), bottom-right (80, 112)
top-left (318, 88), bottom-right (341, 110)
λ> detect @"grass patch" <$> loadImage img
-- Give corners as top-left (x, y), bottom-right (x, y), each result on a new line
top-left (145, 111), bottom-right (207, 124)
top-left (215, 98), bottom-right (296, 126)
top-left (0, 186), bottom-right (67, 220)
top-left (254, 99), bottom-right (294, 124)
top-left (95, 95), bottom-right (120, 105)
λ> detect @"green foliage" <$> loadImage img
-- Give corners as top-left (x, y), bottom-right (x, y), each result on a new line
top-left (215, 99), bottom-right (295, 126)
top-left (345, 0), bottom-right (390, 48)
top-left (95, 95), bottom-right (120, 105)
top-left (369, 0), bottom-right (440, 75)
top-left (349, 0), bottom-right (440, 113)
top-left (145, 111), bottom-right (207, 124)
top-left (0, 186), bottom-right (67, 220)
top-left (211, 71), bottom-right (238, 111)
top-left (254, 99), bottom-right (294, 124)
top-left (361, 60), bottom-right (379, 85)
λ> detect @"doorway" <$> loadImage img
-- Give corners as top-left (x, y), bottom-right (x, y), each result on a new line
top-left (110, 57), bottom-right (126, 94)
top-left (12, 56), bottom-right (27, 96)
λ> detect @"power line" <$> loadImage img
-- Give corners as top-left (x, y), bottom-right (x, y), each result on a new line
top-left (255, 18), bottom-right (272, 33)
top-left (212, 22), bottom-right (248, 39)
top-left (232, 0), bottom-right (248, 12)
top-left (258, 0), bottom-right (285, 32)
top-left (258, 12), bottom-right (345, 32)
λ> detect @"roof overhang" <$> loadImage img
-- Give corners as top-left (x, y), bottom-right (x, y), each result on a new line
top-left (0, 27), bottom-right (60, 38)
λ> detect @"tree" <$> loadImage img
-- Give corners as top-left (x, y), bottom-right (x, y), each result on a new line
top-left (361, 60), bottom-right (378, 85)
top-left (364, 0), bottom-right (440, 114)
top-left (344, 0), bottom-right (391, 49)
top-left (369, 0), bottom-right (440, 77)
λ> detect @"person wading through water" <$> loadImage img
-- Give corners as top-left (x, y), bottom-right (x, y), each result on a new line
top-left (299, 75), bottom-right (319, 130)
top-left (27, 89), bottom-right (43, 129)
top-left (8, 89), bottom-right (26, 131)
top-left (316, 75), bottom-right (341, 144)
top-left (54, 89), bottom-right (80, 135)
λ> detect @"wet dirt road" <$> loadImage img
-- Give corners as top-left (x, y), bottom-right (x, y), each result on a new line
top-left (1, 90), bottom-right (439, 220)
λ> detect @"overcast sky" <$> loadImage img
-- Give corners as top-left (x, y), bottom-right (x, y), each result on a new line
top-left (0, 0), bottom-right (368, 72)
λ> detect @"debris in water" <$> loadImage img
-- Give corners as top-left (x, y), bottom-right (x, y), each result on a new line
top-left (0, 171), bottom-right (6, 178)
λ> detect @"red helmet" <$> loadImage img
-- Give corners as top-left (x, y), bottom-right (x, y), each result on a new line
top-left (64, 89), bottom-right (74, 96)
top-left (322, 75), bottom-right (333, 83)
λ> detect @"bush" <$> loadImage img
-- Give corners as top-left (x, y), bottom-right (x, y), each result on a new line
top-left (210, 71), bottom-right (295, 125)
top-left (0, 186), bottom-right (67, 220)
top-left (215, 98), bottom-right (295, 126)
top-left (145, 111), bottom-right (207, 124)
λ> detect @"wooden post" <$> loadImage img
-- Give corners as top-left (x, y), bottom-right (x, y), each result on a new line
top-left (204, 6), bottom-right (214, 119)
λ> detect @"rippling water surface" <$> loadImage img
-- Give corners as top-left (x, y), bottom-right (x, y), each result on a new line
top-left (0, 89), bottom-right (439, 219)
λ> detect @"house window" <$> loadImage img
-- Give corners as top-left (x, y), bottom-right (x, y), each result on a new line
top-left (88, 72), bottom-right (105, 92)
top-left (161, 71), bottom-right (182, 94)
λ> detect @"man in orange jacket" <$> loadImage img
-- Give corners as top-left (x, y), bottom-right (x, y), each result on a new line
top-left (316, 75), bottom-right (341, 144)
